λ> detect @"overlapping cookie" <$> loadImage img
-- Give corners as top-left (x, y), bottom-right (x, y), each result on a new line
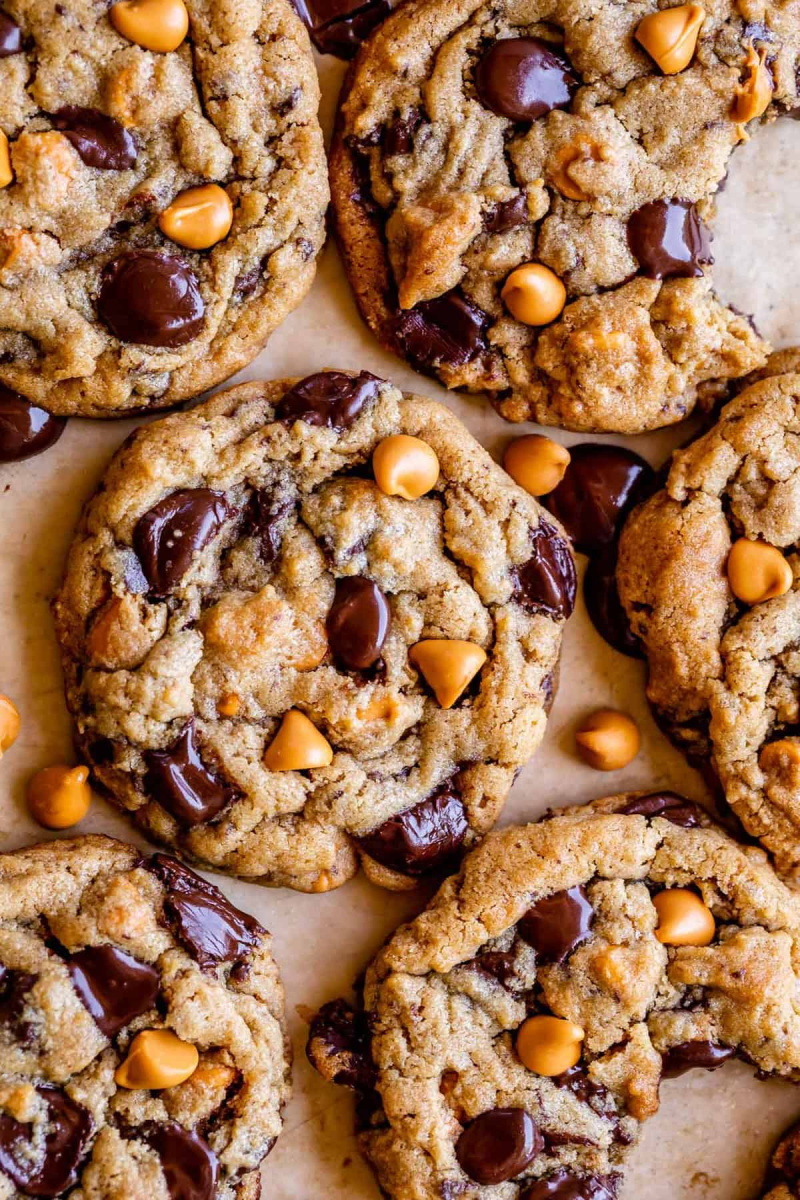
top-left (0, 0), bottom-right (327, 424)
top-left (308, 791), bottom-right (800, 1199)
top-left (0, 835), bottom-right (290, 1199)
top-left (53, 370), bottom-right (575, 892)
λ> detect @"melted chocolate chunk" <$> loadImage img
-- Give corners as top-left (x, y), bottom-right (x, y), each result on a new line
top-left (627, 199), bottom-right (713, 281)
top-left (327, 577), bottom-right (391, 670)
top-left (619, 791), bottom-right (702, 827)
top-left (0, 386), bottom-right (66, 462)
top-left (661, 1040), bottom-right (735, 1077)
top-left (276, 371), bottom-right (381, 430)
top-left (147, 854), bottom-right (265, 970)
top-left (67, 945), bottom-right (159, 1038)
top-left (511, 521), bottom-right (577, 619)
top-left (472, 950), bottom-right (518, 988)
top-left (0, 968), bottom-right (36, 1044)
top-left (521, 1171), bottom-right (618, 1199)
top-left (246, 490), bottom-right (293, 564)
top-left (97, 250), bottom-right (205, 347)
top-left (554, 1064), bottom-right (609, 1107)
top-left (306, 998), bottom-right (377, 1091)
top-left (584, 544), bottom-right (642, 658)
top-left (455, 1107), bottom-right (542, 1185)
top-left (291, 0), bottom-right (393, 57)
top-left (544, 444), bottom-right (654, 556)
top-left (395, 290), bottom-right (489, 370)
top-left (53, 107), bottom-right (137, 171)
top-left (518, 885), bottom-right (594, 964)
top-left (145, 721), bottom-right (235, 827)
top-left (0, 11), bottom-right (22, 56)
top-left (139, 1123), bottom-right (219, 1200)
top-left (356, 778), bottom-right (468, 876)
top-left (384, 108), bottom-right (423, 155)
top-left (0, 1086), bottom-right (92, 1196)
top-left (484, 193), bottom-right (528, 234)
top-left (475, 37), bottom-right (576, 122)
top-left (133, 487), bottom-right (233, 596)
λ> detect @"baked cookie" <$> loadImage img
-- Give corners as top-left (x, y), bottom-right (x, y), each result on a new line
top-left (617, 367), bottom-right (800, 876)
top-left (327, 0), bottom-right (798, 434)
top-left (307, 791), bottom-right (800, 1199)
top-left (53, 370), bottom-right (575, 893)
top-left (0, 0), bottom-right (327, 417)
top-left (762, 1121), bottom-right (800, 1199)
top-left (0, 834), bottom-right (290, 1199)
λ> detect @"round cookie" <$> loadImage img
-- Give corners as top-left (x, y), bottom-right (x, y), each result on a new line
top-left (762, 1121), bottom-right (800, 1199)
top-left (617, 367), bottom-right (800, 876)
top-left (52, 370), bottom-right (575, 893)
top-left (0, 0), bottom-right (327, 417)
top-left (0, 834), bottom-right (290, 1199)
top-left (327, 0), bottom-right (800, 433)
top-left (307, 791), bottom-right (800, 1199)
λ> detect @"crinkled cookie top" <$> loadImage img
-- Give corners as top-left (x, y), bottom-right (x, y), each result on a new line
top-left (328, 0), bottom-right (800, 433)
top-left (0, 834), bottom-right (290, 1200)
top-left (53, 371), bottom-right (574, 893)
top-left (308, 792), bottom-right (800, 1200)
top-left (0, 0), bottom-right (327, 416)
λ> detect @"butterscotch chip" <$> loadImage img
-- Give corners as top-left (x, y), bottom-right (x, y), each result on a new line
top-left (0, 694), bottom-right (20, 757)
top-left (575, 709), bottom-right (640, 771)
top-left (27, 765), bottom-right (92, 829)
top-left (634, 4), bottom-right (705, 74)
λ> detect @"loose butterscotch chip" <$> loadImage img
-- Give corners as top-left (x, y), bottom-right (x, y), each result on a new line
top-left (635, 4), bottom-right (705, 74)
top-left (159, 184), bottom-right (234, 250)
top-left (373, 435), bottom-right (440, 499)
top-left (727, 537), bottom-right (793, 604)
top-left (115, 1029), bottom-right (199, 1089)
top-left (504, 435), bottom-right (571, 496)
top-left (409, 640), bottom-right (487, 708)
top-left (516, 1015), bottom-right (585, 1076)
top-left (0, 694), bottom-right (20, 758)
top-left (653, 888), bottom-right (715, 946)
top-left (575, 709), bottom-right (640, 770)
top-left (110, 0), bottom-right (189, 52)
top-left (501, 263), bottom-right (566, 325)
top-left (264, 710), bottom-right (333, 771)
top-left (27, 765), bottom-right (92, 829)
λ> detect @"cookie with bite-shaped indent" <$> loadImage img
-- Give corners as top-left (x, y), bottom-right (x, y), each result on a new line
top-left (52, 370), bottom-right (575, 893)
top-left (0, 0), bottom-right (327, 418)
top-left (307, 791), bottom-right (800, 1200)
top-left (0, 835), bottom-right (290, 1200)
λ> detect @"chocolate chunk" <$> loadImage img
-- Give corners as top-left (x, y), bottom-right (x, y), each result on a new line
top-left (484, 193), bottom-right (528, 234)
top-left (0, 1086), bottom-right (92, 1196)
top-left (246, 490), bottom-right (293, 564)
top-left (147, 853), bottom-right (265, 969)
top-left (0, 968), bottom-right (36, 1044)
top-left (327, 577), bottom-right (391, 670)
top-left (139, 1123), bottom-right (218, 1200)
top-left (66, 945), bottom-right (159, 1038)
top-left (384, 108), bottom-right (423, 155)
top-left (395, 290), bottom-right (489, 371)
top-left (661, 1040), bottom-right (735, 1077)
top-left (584, 544), bottom-right (643, 658)
top-left (53, 107), bottom-right (137, 171)
top-left (518, 885), bottom-right (594, 963)
top-left (627, 199), bottom-right (713, 280)
top-left (144, 720), bottom-right (235, 827)
top-left (0, 11), bottom-right (22, 56)
top-left (133, 487), bottom-right (232, 596)
top-left (0, 386), bottom-right (66, 462)
top-left (97, 250), bottom-right (205, 347)
top-left (356, 778), bottom-right (468, 876)
top-left (472, 950), bottom-right (518, 988)
top-left (306, 998), bottom-right (377, 1091)
top-left (521, 1170), bottom-right (618, 1199)
top-left (275, 371), bottom-right (381, 430)
top-left (455, 1107), bottom-right (542, 1185)
top-left (544, 444), bottom-right (655, 556)
top-left (291, 0), bottom-right (393, 57)
top-left (619, 791), bottom-right (702, 827)
top-left (554, 1064), bottom-right (609, 1106)
top-left (475, 38), bottom-right (576, 122)
top-left (511, 521), bottom-right (577, 619)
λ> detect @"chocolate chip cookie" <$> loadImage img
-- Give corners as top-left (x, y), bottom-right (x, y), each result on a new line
top-left (0, 834), bottom-right (290, 1199)
top-left (616, 366), bottom-right (800, 876)
top-left (327, 0), bottom-right (800, 433)
top-left (762, 1120), bottom-right (800, 1199)
top-left (0, 0), bottom-right (327, 417)
top-left (53, 370), bottom-right (575, 893)
top-left (307, 790), bottom-right (800, 1199)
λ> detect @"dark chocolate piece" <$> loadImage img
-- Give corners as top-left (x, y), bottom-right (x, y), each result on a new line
top-left (306, 998), bottom-right (377, 1091)
top-left (133, 488), bottom-right (232, 597)
top-left (0, 1086), bottom-right (92, 1196)
top-left (97, 250), bottom-right (205, 347)
top-left (511, 521), bottom-right (577, 619)
top-left (521, 1170), bottom-right (618, 1199)
top-left (619, 791), bottom-right (702, 827)
top-left (0, 386), bottom-right (66, 462)
top-left (291, 0), bottom-right (393, 58)
top-left (53, 107), bottom-right (137, 171)
top-left (660, 1040), bottom-right (734, 1077)
top-left (518, 885), bottom-right (594, 964)
top-left (356, 778), bottom-right (468, 876)
top-left (544, 444), bottom-right (654, 556)
top-left (67, 945), bottom-right (159, 1038)
top-left (395, 291), bottom-right (489, 370)
top-left (455, 1107), bottom-right (542, 1185)
top-left (484, 193), bottom-right (528, 234)
top-left (475, 37), bottom-right (577, 122)
top-left (0, 11), bottom-right (22, 56)
top-left (326, 577), bottom-right (391, 670)
top-left (0, 968), bottom-right (36, 1045)
top-left (139, 1123), bottom-right (219, 1200)
top-left (627, 199), bottom-right (713, 280)
top-left (275, 371), bottom-right (381, 430)
top-left (144, 720), bottom-right (235, 827)
top-left (583, 544), bottom-right (643, 658)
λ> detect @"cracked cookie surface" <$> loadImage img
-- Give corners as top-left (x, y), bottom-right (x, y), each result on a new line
top-left (53, 371), bottom-right (574, 893)
top-left (0, 0), bottom-right (327, 417)
top-left (307, 791), bottom-right (800, 1200)
top-left (327, 0), bottom-right (800, 433)
top-left (0, 834), bottom-right (290, 1199)
top-left (617, 365), bottom-right (800, 877)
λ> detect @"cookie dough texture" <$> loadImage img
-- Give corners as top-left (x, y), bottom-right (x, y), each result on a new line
top-left (53, 372), bottom-right (572, 892)
top-left (0, 835), bottom-right (290, 1199)
top-left (617, 367), bottom-right (800, 876)
top-left (328, 0), bottom-right (796, 433)
top-left (308, 794), bottom-right (800, 1199)
top-left (0, 0), bottom-right (327, 416)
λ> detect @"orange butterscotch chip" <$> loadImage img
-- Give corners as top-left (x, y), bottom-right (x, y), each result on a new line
top-left (0, 695), bottom-right (20, 759)
top-left (217, 692), bottom-right (241, 718)
top-left (27, 765), bottom-right (91, 829)
top-left (575, 709), bottom-right (640, 771)
top-left (727, 537), bottom-right (792, 604)
top-left (110, 0), bottom-right (189, 52)
top-left (409, 640), bottom-right (487, 709)
top-left (501, 263), bottom-right (566, 326)
top-left (504, 435), bottom-right (570, 497)
top-left (0, 132), bottom-right (12, 189)
top-left (635, 4), bottom-right (705, 74)
top-left (759, 739), bottom-right (800, 770)
top-left (373, 435), bottom-right (440, 500)
top-left (115, 1029), bottom-right (199, 1089)
top-left (159, 184), bottom-right (233, 251)
top-left (732, 43), bottom-right (773, 126)
top-left (653, 888), bottom-right (715, 946)
top-left (516, 1016), bottom-right (585, 1076)
top-left (264, 710), bottom-right (333, 771)
top-left (549, 139), bottom-right (606, 201)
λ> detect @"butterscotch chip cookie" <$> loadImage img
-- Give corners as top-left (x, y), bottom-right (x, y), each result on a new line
top-left (307, 791), bottom-right (800, 1199)
top-left (0, 835), bottom-right (290, 1199)
top-left (52, 371), bottom-right (575, 893)
top-left (327, 0), bottom-right (799, 434)
top-left (617, 366), bottom-right (800, 876)
top-left (0, 0), bottom-right (327, 417)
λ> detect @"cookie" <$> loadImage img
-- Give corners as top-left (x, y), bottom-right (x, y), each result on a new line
top-left (0, 0), bottom-right (327, 418)
top-left (326, 0), bottom-right (800, 434)
top-left (307, 791), bottom-right (800, 1199)
top-left (0, 834), bottom-right (290, 1199)
top-left (52, 370), bottom-right (575, 893)
top-left (616, 366), bottom-right (800, 876)
top-left (762, 1121), bottom-right (800, 1199)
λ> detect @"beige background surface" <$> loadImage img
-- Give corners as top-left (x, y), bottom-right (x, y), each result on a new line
top-left (2, 55), bottom-right (800, 1200)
